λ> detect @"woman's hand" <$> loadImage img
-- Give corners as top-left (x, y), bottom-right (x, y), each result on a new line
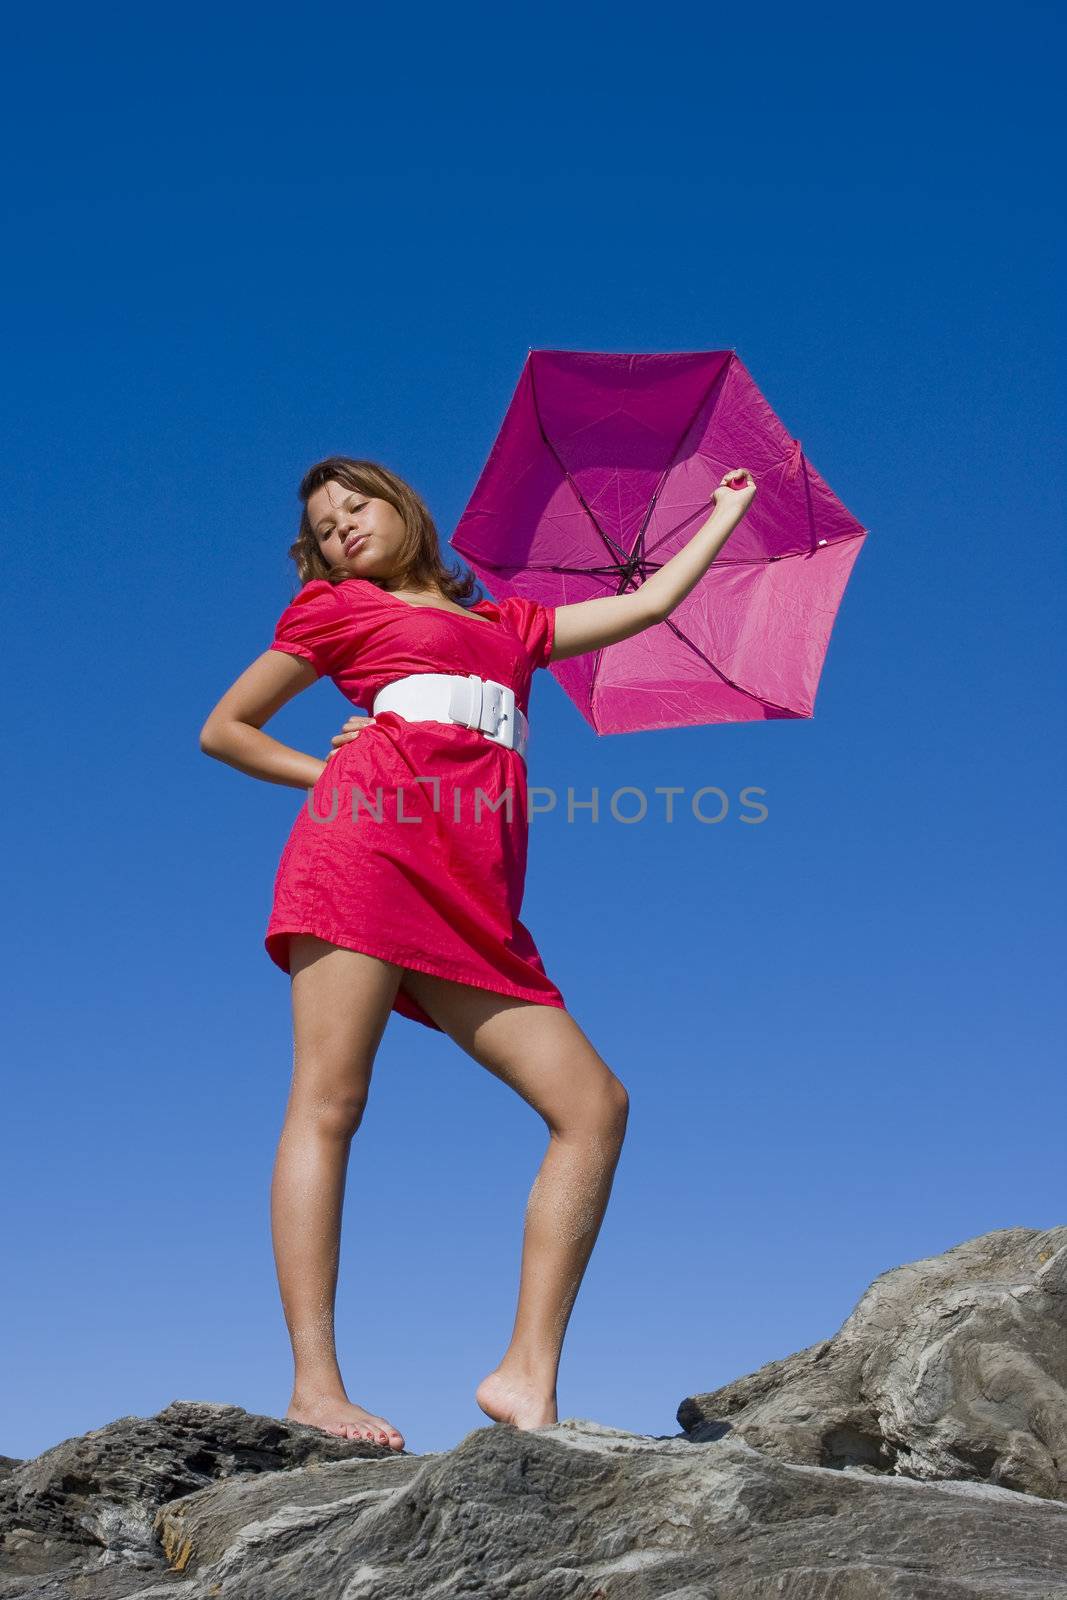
top-left (324, 712), bottom-right (378, 761)
top-left (711, 467), bottom-right (757, 516)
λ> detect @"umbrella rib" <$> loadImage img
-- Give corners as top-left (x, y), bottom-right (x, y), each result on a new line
top-left (640, 437), bottom-right (821, 565)
top-left (799, 453), bottom-right (821, 554)
top-left (468, 531), bottom-right (864, 585)
top-left (618, 358), bottom-right (733, 593)
top-left (704, 531), bottom-right (867, 564)
top-left (591, 612), bottom-right (805, 721)
top-left (631, 527), bottom-right (867, 568)
top-left (528, 359), bottom-right (631, 568)
top-left (634, 503), bottom-right (714, 566)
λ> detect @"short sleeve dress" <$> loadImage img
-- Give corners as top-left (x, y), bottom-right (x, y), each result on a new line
top-left (263, 576), bottom-right (567, 1033)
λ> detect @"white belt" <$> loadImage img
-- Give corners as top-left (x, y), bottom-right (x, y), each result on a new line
top-left (372, 672), bottom-right (529, 760)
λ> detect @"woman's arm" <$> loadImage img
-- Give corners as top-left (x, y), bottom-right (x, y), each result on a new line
top-left (199, 651), bottom-right (329, 789)
top-left (549, 468), bottom-right (757, 663)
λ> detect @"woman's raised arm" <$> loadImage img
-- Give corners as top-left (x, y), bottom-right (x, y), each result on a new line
top-left (549, 468), bottom-right (756, 663)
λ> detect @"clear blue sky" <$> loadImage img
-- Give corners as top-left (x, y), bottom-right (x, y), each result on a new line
top-left (2, 2), bottom-right (1063, 1461)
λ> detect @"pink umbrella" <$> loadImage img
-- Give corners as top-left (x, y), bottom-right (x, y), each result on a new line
top-left (451, 348), bottom-right (868, 734)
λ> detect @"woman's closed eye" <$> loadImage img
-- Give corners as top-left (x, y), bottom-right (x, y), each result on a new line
top-left (320, 501), bottom-right (367, 539)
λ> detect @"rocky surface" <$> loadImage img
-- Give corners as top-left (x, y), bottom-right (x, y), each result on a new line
top-left (678, 1224), bottom-right (1067, 1501)
top-left (1, 1226), bottom-right (1065, 1599)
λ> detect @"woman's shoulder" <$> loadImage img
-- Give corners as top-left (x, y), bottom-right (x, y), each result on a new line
top-left (270, 579), bottom-right (364, 676)
top-left (279, 577), bottom-right (380, 619)
top-left (494, 590), bottom-right (556, 671)
top-left (284, 577), bottom-right (348, 608)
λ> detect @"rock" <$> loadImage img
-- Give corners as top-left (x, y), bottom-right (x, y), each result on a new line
top-left (678, 1225), bottom-right (1067, 1502)
top-left (0, 1399), bottom-right (401, 1594)
top-left (7, 1419), bottom-right (1067, 1599)
top-left (3, 1228), bottom-right (1067, 1598)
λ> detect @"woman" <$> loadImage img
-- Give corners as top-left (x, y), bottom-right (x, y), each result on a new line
top-left (200, 456), bottom-right (756, 1452)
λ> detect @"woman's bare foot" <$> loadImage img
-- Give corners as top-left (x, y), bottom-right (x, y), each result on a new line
top-left (475, 1366), bottom-right (558, 1430)
top-left (287, 1392), bottom-right (405, 1450)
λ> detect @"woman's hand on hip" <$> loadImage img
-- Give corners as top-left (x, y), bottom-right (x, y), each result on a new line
top-left (325, 712), bottom-right (378, 760)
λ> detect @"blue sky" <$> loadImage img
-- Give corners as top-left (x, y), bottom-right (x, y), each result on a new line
top-left (2, 1), bottom-right (1064, 1461)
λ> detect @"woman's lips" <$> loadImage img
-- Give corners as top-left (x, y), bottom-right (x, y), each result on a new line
top-left (344, 534), bottom-right (368, 555)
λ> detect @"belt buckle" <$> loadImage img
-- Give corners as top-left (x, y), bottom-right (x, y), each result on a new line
top-left (482, 681), bottom-right (517, 749)
top-left (480, 679), bottom-right (502, 733)
top-left (447, 675), bottom-right (518, 751)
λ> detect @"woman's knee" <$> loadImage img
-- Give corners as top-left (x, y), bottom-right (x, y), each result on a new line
top-left (287, 1081), bottom-right (370, 1140)
top-left (564, 1072), bottom-right (629, 1142)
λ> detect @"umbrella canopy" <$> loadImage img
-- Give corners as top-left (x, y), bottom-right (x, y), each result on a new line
top-left (451, 349), bottom-right (868, 734)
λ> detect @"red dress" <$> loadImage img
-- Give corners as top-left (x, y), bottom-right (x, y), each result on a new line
top-left (263, 576), bottom-right (567, 1033)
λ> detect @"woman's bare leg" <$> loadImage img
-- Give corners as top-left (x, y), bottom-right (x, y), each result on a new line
top-left (400, 972), bottom-right (629, 1429)
top-left (273, 934), bottom-right (406, 1448)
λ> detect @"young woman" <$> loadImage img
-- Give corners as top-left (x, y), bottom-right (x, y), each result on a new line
top-left (200, 456), bottom-right (756, 1452)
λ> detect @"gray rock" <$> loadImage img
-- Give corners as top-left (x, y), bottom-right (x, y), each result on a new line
top-left (678, 1225), bottom-right (1067, 1502)
top-left (0, 1399), bottom-right (401, 1594)
top-left (3, 1228), bottom-right (1066, 1598)
top-left (53, 1422), bottom-right (1067, 1599)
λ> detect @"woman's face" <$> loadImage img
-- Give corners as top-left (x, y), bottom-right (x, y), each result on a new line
top-left (306, 480), bottom-right (409, 581)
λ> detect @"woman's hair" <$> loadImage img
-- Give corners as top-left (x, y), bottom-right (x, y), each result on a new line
top-left (288, 456), bottom-right (481, 606)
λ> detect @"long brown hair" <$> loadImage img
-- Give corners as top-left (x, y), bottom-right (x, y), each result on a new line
top-left (288, 456), bottom-right (481, 606)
